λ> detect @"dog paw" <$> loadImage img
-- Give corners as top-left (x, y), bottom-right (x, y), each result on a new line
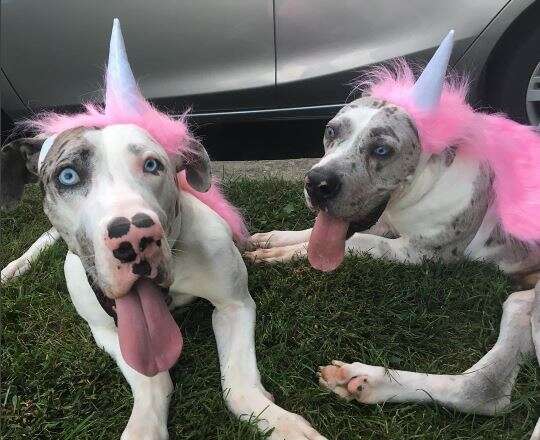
top-left (266, 410), bottom-right (327, 440)
top-left (244, 243), bottom-right (308, 264)
top-left (318, 360), bottom-right (389, 404)
top-left (121, 421), bottom-right (168, 440)
top-left (1, 258), bottom-right (30, 283)
top-left (250, 231), bottom-right (291, 248)
top-left (250, 230), bottom-right (311, 249)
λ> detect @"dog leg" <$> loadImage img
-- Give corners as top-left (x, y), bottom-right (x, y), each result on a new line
top-left (65, 252), bottom-right (172, 440)
top-left (319, 289), bottom-right (535, 415)
top-left (250, 229), bottom-right (312, 248)
top-left (210, 294), bottom-right (326, 440)
top-left (245, 242), bottom-right (309, 263)
top-left (344, 234), bottom-right (423, 262)
top-left (247, 227), bottom-right (414, 264)
top-left (531, 283), bottom-right (540, 440)
top-left (185, 241), bottom-right (325, 440)
top-left (1, 227), bottom-right (59, 282)
top-left (92, 326), bottom-right (173, 440)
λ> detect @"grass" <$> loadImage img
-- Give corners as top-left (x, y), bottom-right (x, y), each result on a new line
top-left (1, 179), bottom-right (538, 439)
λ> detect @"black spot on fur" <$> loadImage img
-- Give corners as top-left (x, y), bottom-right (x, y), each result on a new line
top-left (370, 126), bottom-right (399, 141)
top-left (405, 118), bottom-right (419, 139)
top-left (128, 144), bottom-right (143, 154)
top-left (132, 213), bottom-right (154, 228)
top-left (156, 239), bottom-right (162, 247)
top-left (113, 241), bottom-right (137, 263)
top-left (139, 236), bottom-right (154, 252)
top-left (444, 146), bottom-right (457, 167)
top-left (133, 260), bottom-right (151, 277)
top-left (452, 248), bottom-right (458, 256)
top-left (384, 106), bottom-right (398, 115)
top-left (108, 217), bottom-right (131, 238)
top-left (370, 99), bottom-right (387, 109)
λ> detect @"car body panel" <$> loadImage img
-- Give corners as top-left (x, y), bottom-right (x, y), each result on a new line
top-left (274, 0), bottom-right (509, 108)
top-left (1, 0), bottom-right (275, 116)
top-left (0, 0), bottom-right (534, 124)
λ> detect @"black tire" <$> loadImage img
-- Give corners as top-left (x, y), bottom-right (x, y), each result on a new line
top-left (485, 5), bottom-right (540, 125)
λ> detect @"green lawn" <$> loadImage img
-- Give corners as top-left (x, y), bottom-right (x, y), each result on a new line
top-left (2, 179), bottom-right (538, 439)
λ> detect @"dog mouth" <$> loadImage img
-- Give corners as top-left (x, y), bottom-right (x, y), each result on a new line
top-left (307, 197), bottom-right (389, 272)
top-left (87, 273), bottom-right (182, 377)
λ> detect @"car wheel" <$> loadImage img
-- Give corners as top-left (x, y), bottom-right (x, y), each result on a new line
top-left (486, 19), bottom-right (540, 125)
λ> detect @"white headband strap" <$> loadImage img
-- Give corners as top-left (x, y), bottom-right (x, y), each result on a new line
top-left (37, 134), bottom-right (57, 171)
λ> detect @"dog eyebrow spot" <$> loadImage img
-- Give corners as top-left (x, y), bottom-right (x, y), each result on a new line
top-left (128, 143), bottom-right (144, 154)
top-left (132, 259), bottom-right (151, 277)
top-left (113, 241), bottom-right (137, 263)
top-left (370, 126), bottom-right (399, 141)
top-left (132, 213), bottom-right (154, 228)
top-left (108, 217), bottom-right (131, 238)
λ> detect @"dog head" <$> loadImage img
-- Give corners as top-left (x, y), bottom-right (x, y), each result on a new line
top-left (1, 123), bottom-right (210, 299)
top-left (306, 97), bottom-right (421, 225)
top-left (305, 97), bottom-right (421, 271)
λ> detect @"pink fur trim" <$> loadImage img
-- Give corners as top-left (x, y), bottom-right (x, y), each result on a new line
top-left (24, 87), bottom-right (248, 242)
top-left (178, 173), bottom-right (249, 242)
top-left (359, 60), bottom-right (540, 242)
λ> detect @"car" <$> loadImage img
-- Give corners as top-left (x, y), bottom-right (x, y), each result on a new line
top-left (1, 0), bottom-right (539, 145)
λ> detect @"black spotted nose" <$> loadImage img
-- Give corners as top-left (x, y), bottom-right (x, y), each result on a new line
top-left (305, 167), bottom-right (342, 203)
top-left (107, 217), bottom-right (131, 239)
top-left (132, 213), bottom-right (155, 228)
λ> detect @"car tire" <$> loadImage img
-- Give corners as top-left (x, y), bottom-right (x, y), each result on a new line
top-left (485, 11), bottom-right (540, 125)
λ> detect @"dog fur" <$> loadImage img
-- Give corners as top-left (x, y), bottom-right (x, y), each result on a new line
top-left (247, 96), bottom-right (540, 439)
top-left (1, 125), bottom-right (325, 440)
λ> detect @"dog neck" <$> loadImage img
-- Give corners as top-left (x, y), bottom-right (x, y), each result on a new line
top-left (383, 148), bottom-right (482, 237)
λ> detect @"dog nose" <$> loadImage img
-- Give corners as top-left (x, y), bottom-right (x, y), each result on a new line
top-left (305, 168), bottom-right (342, 202)
top-left (106, 211), bottom-right (164, 269)
top-left (107, 213), bottom-right (156, 239)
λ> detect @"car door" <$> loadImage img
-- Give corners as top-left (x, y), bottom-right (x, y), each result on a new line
top-left (274, 0), bottom-right (509, 111)
top-left (1, 0), bottom-right (276, 117)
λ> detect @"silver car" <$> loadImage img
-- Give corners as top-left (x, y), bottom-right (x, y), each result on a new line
top-left (1, 0), bottom-right (539, 133)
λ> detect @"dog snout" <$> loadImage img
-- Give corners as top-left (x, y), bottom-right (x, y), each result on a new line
top-left (305, 168), bottom-right (342, 204)
top-left (102, 211), bottom-right (170, 298)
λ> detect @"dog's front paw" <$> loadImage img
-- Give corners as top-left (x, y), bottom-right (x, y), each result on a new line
top-left (121, 420), bottom-right (168, 440)
top-left (244, 243), bottom-right (308, 264)
top-left (318, 360), bottom-right (389, 404)
top-left (1, 258), bottom-right (30, 283)
top-left (265, 409), bottom-right (327, 440)
top-left (250, 231), bottom-right (290, 248)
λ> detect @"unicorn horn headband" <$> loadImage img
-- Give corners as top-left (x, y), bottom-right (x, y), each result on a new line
top-left (411, 30), bottom-right (455, 111)
top-left (38, 18), bottom-right (145, 170)
top-left (106, 18), bottom-right (146, 114)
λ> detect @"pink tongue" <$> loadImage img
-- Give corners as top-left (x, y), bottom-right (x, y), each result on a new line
top-left (308, 211), bottom-right (349, 272)
top-left (115, 279), bottom-right (183, 377)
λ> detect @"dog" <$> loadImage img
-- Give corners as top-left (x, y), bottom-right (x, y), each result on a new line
top-left (0, 20), bottom-right (325, 440)
top-left (247, 32), bottom-right (540, 438)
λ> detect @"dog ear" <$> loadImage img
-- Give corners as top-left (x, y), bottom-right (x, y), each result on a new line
top-left (176, 138), bottom-right (212, 192)
top-left (1, 137), bottom-right (43, 210)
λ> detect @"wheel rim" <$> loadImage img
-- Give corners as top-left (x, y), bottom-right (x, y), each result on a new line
top-left (526, 62), bottom-right (540, 125)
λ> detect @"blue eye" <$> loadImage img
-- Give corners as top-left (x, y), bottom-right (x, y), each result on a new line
top-left (372, 145), bottom-right (392, 157)
top-left (143, 158), bottom-right (161, 173)
top-left (58, 167), bottom-right (80, 186)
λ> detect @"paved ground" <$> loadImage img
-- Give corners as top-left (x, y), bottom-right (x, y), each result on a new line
top-left (212, 158), bottom-right (318, 181)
